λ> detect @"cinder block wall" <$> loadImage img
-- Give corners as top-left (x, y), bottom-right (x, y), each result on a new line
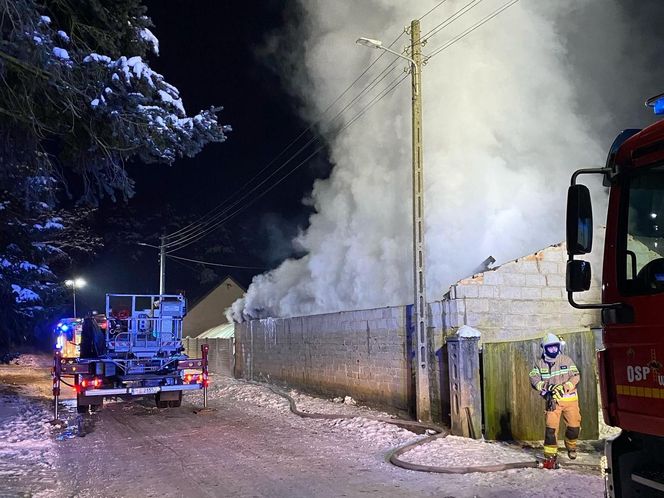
top-left (442, 243), bottom-right (601, 342)
top-left (234, 243), bottom-right (600, 423)
top-left (234, 307), bottom-right (421, 416)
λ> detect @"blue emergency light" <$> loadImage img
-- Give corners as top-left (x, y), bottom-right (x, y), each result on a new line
top-left (656, 99), bottom-right (664, 116)
top-left (646, 93), bottom-right (664, 115)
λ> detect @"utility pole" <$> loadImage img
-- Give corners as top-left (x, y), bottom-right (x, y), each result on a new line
top-left (410, 19), bottom-right (431, 422)
top-left (356, 22), bottom-right (431, 422)
top-left (159, 235), bottom-right (166, 294)
top-left (72, 286), bottom-right (77, 318)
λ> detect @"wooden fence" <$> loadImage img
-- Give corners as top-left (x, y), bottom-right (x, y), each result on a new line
top-left (483, 330), bottom-right (598, 441)
top-left (183, 337), bottom-right (234, 377)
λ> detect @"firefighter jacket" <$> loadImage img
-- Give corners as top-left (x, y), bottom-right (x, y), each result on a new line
top-left (529, 353), bottom-right (580, 402)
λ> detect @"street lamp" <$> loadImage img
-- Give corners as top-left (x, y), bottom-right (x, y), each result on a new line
top-left (357, 21), bottom-right (431, 422)
top-left (64, 278), bottom-right (86, 317)
top-left (356, 37), bottom-right (415, 64)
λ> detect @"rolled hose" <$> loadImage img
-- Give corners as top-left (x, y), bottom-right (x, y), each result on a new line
top-left (255, 382), bottom-right (556, 474)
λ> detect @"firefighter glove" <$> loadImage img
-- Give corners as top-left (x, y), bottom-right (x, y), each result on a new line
top-left (551, 384), bottom-right (565, 401)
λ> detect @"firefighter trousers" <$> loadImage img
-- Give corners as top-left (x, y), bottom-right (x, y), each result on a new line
top-left (543, 399), bottom-right (581, 457)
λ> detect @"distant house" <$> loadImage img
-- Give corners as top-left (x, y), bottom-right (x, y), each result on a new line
top-left (183, 276), bottom-right (245, 338)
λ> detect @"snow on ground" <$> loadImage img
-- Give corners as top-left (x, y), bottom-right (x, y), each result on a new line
top-left (194, 376), bottom-right (605, 477)
top-left (0, 354), bottom-right (64, 497)
top-left (402, 435), bottom-right (535, 466)
top-left (11, 353), bottom-right (49, 368)
top-left (328, 416), bottom-right (420, 447)
top-left (189, 377), bottom-right (425, 451)
top-left (0, 393), bottom-right (60, 497)
top-left (190, 378), bottom-right (290, 413)
top-left (192, 376), bottom-right (605, 496)
top-left (0, 360), bottom-right (606, 497)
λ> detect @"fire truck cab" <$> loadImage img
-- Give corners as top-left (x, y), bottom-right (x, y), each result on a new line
top-left (54, 318), bottom-right (82, 358)
top-left (566, 93), bottom-right (664, 497)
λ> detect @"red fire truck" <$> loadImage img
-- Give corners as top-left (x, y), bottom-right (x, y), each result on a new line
top-left (566, 93), bottom-right (664, 496)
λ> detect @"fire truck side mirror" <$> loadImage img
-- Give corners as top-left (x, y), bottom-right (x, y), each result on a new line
top-left (566, 184), bottom-right (593, 255)
top-left (566, 260), bottom-right (591, 292)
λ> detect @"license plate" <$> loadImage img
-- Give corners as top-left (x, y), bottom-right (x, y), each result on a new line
top-left (131, 387), bottom-right (159, 395)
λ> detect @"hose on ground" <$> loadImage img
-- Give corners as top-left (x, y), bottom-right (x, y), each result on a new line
top-left (387, 431), bottom-right (540, 473)
top-left (252, 381), bottom-right (554, 474)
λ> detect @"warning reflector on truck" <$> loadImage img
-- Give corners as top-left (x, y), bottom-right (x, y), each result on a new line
top-left (178, 359), bottom-right (203, 369)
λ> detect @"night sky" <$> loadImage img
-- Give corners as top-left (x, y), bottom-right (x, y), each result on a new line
top-left (74, 1), bottom-right (324, 313)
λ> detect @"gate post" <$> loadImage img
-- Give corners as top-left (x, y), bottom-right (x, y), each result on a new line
top-left (52, 350), bottom-right (62, 420)
top-left (201, 343), bottom-right (209, 408)
top-left (447, 331), bottom-right (482, 439)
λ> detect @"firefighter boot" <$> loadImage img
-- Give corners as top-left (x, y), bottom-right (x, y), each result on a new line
top-left (542, 455), bottom-right (559, 469)
top-left (565, 425), bottom-right (580, 460)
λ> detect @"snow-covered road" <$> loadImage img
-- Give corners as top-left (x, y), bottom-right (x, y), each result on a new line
top-left (0, 356), bottom-right (605, 497)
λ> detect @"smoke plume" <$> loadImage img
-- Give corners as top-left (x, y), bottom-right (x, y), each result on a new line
top-left (230, 0), bottom-right (664, 321)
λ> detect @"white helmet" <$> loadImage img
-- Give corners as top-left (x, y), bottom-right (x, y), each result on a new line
top-left (541, 333), bottom-right (563, 359)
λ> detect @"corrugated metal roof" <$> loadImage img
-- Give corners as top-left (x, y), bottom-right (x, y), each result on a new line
top-left (194, 322), bottom-right (234, 339)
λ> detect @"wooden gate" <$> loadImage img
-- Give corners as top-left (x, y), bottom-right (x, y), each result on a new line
top-left (483, 330), bottom-right (599, 441)
top-left (183, 337), bottom-right (234, 377)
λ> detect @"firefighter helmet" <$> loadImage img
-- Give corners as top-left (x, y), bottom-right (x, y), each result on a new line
top-left (541, 332), bottom-right (562, 360)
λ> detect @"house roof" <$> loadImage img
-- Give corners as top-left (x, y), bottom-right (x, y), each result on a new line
top-left (195, 322), bottom-right (234, 339)
top-left (189, 274), bottom-right (246, 309)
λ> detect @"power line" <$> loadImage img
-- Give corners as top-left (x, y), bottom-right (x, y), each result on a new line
top-left (426, 0), bottom-right (519, 60)
top-left (161, 51), bottom-right (408, 251)
top-left (193, 0), bottom-right (522, 247)
top-left (163, 54), bottom-right (405, 249)
top-left (159, 0), bottom-right (519, 252)
top-left (166, 254), bottom-right (267, 270)
top-left (162, 32), bottom-right (408, 245)
top-left (166, 74), bottom-right (409, 254)
top-left (167, 254), bottom-right (200, 273)
top-left (421, 0), bottom-right (485, 41)
top-left (160, 0), bottom-right (477, 249)
top-left (418, 0), bottom-right (451, 20)
top-left (165, 72), bottom-right (410, 254)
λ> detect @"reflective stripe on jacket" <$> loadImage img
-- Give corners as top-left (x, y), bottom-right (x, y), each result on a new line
top-left (529, 353), bottom-right (580, 402)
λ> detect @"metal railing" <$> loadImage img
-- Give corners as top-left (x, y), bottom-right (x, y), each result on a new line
top-left (107, 317), bottom-right (183, 354)
top-left (104, 293), bottom-right (187, 356)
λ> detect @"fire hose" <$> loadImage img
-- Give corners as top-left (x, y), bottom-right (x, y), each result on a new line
top-left (255, 381), bottom-right (601, 474)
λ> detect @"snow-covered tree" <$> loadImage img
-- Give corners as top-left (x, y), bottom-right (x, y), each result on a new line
top-left (0, 0), bottom-right (229, 349)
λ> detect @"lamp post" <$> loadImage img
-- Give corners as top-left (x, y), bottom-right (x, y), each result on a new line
top-left (64, 278), bottom-right (86, 318)
top-left (357, 20), bottom-right (431, 422)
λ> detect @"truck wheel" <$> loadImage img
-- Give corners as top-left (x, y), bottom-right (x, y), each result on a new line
top-left (169, 392), bottom-right (183, 408)
top-left (155, 393), bottom-right (169, 409)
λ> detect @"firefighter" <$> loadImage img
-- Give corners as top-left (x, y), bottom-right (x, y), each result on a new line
top-left (529, 332), bottom-right (581, 468)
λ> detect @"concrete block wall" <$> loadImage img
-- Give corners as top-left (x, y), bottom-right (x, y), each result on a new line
top-left (441, 243), bottom-right (601, 342)
top-left (235, 307), bottom-right (417, 415)
top-left (233, 243), bottom-right (601, 424)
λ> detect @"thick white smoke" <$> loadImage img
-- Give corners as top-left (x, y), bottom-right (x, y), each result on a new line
top-left (229, 0), bottom-right (658, 321)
